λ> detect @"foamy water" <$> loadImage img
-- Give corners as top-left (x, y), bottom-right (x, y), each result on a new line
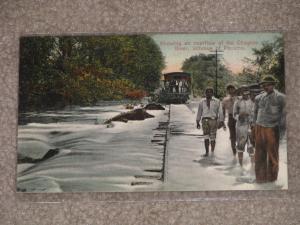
top-left (17, 100), bottom-right (288, 192)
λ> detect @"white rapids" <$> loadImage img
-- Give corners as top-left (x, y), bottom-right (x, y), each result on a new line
top-left (17, 101), bottom-right (288, 192)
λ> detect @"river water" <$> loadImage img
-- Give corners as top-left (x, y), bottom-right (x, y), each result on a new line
top-left (17, 101), bottom-right (169, 192)
top-left (17, 100), bottom-right (288, 192)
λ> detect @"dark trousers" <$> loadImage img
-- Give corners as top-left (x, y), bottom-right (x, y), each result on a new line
top-left (255, 125), bottom-right (280, 182)
top-left (228, 114), bottom-right (236, 155)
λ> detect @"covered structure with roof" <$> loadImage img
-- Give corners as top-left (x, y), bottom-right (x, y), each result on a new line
top-left (157, 72), bottom-right (192, 104)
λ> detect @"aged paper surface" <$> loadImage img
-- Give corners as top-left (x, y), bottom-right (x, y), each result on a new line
top-left (0, 0), bottom-right (299, 224)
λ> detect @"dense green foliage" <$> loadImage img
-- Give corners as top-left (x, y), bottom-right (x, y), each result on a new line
top-left (19, 35), bottom-right (165, 111)
top-left (181, 54), bottom-right (235, 98)
top-left (237, 36), bottom-right (284, 92)
top-left (182, 36), bottom-right (285, 98)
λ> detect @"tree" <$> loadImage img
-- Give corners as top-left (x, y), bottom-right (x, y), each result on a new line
top-left (19, 35), bottom-right (165, 111)
top-left (181, 54), bottom-right (234, 97)
top-left (239, 36), bottom-right (284, 92)
top-left (19, 36), bottom-right (57, 111)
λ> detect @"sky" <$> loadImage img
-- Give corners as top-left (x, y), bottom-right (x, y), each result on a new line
top-left (151, 33), bottom-right (282, 74)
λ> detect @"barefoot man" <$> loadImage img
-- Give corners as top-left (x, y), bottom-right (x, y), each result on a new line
top-left (233, 88), bottom-right (255, 166)
top-left (222, 84), bottom-right (237, 156)
top-left (196, 87), bottom-right (224, 157)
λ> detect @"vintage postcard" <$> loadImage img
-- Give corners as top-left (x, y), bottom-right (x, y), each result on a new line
top-left (17, 33), bottom-right (287, 192)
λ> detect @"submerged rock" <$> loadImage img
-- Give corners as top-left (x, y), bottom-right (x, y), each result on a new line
top-left (18, 140), bottom-right (52, 160)
top-left (144, 103), bottom-right (165, 110)
top-left (131, 181), bottom-right (153, 186)
top-left (104, 108), bottom-right (154, 124)
top-left (18, 148), bottom-right (60, 164)
top-left (124, 104), bottom-right (135, 109)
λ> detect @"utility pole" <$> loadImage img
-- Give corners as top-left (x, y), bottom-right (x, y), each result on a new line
top-left (209, 48), bottom-right (223, 98)
top-left (256, 56), bottom-right (262, 83)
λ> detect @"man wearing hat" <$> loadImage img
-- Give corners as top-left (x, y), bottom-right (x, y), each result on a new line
top-left (233, 87), bottom-right (255, 166)
top-left (196, 87), bottom-right (224, 157)
top-left (222, 84), bottom-right (238, 156)
top-left (253, 75), bottom-right (285, 183)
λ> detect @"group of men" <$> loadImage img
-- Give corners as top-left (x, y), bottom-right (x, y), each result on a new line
top-left (196, 75), bottom-right (286, 183)
top-left (167, 80), bottom-right (189, 93)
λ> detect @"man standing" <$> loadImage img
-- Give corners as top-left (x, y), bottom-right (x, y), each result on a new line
top-left (253, 75), bottom-right (285, 183)
top-left (233, 88), bottom-right (255, 166)
top-left (196, 87), bottom-right (224, 157)
top-left (222, 84), bottom-right (237, 156)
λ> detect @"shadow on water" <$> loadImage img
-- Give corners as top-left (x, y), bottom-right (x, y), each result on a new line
top-left (19, 115), bottom-right (102, 125)
top-left (193, 156), bottom-right (224, 167)
top-left (18, 101), bottom-right (131, 125)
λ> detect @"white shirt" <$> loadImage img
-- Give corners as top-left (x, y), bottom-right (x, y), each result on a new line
top-left (196, 97), bottom-right (224, 122)
top-left (233, 97), bottom-right (254, 123)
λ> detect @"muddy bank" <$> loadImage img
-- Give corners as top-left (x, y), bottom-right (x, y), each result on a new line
top-left (104, 108), bottom-right (154, 123)
top-left (144, 103), bottom-right (165, 110)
